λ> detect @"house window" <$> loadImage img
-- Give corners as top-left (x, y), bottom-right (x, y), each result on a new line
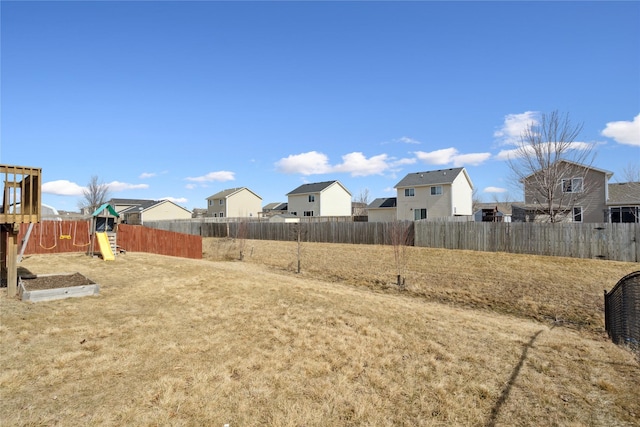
top-left (209, 200), bottom-right (212, 206)
top-left (610, 207), bottom-right (639, 223)
top-left (308, 195), bottom-right (315, 202)
top-left (219, 200), bottom-right (224, 205)
top-left (219, 212), bottom-right (224, 218)
top-left (430, 186), bottom-right (442, 195)
top-left (573, 207), bottom-right (583, 222)
top-left (404, 188), bottom-right (415, 197)
top-left (562, 178), bottom-right (583, 193)
top-left (213, 213), bottom-right (217, 217)
top-left (304, 211), bottom-right (314, 216)
top-left (290, 211), bottom-right (297, 216)
top-left (414, 208), bottom-right (427, 220)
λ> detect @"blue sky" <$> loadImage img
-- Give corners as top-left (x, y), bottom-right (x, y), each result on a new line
top-left (2, 1), bottom-right (639, 212)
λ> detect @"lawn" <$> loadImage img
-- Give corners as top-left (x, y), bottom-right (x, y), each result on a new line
top-left (1, 239), bottom-right (638, 426)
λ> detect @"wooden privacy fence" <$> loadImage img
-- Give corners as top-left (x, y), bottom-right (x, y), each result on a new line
top-left (117, 224), bottom-right (201, 259)
top-left (414, 221), bottom-right (639, 262)
top-left (16, 221), bottom-right (201, 260)
top-left (147, 219), bottom-right (639, 262)
top-left (146, 220), bottom-right (415, 246)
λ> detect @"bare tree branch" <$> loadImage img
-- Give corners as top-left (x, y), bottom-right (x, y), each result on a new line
top-left (78, 175), bottom-right (110, 214)
top-left (507, 111), bottom-right (596, 223)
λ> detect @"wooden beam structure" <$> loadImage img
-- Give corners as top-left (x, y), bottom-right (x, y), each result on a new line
top-left (1, 165), bottom-right (42, 297)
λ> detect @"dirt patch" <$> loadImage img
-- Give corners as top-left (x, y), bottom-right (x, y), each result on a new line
top-left (20, 273), bottom-right (94, 291)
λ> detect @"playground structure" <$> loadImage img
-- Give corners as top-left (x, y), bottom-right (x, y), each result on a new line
top-left (1, 164), bottom-right (42, 297)
top-left (90, 203), bottom-right (120, 260)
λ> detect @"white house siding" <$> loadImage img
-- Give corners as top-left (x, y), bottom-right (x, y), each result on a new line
top-left (451, 174), bottom-right (473, 215)
top-left (144, 202), bottom-right (192, 221)
top-left (319, 183), bottom-right (352, 216)
top-left (227, 190), bottom-right (262, 218)
top-left (368, 208), bottom-right (397, 222)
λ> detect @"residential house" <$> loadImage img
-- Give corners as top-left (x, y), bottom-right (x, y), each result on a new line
top-left (473, 202), bottom-right (522, 223)
top-left (394, 168), bottom-right (473, 221)
top-left (268, 213), bottom-right (300, 223)
top-left (109, 198), bottom-right (156, 215)
top-left (118, 199), bottom-right (192, 225)
top-left (261, 202), bottom-right (288, 218)
top-left (514, 161), bottom-right (612, 223)
top-left (286, 180), bottom-right (352, 217)
top-left (367, 197), bottom-right (397, 222)
top-left (206, 187), bottom-right (262, 218)
top-left (606, 182), bottom-right (640, 223)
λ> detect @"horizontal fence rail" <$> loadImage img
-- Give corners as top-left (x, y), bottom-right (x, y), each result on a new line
top-left (605, 271), bottom-right (640, 358)
top-left (145, 219), bottom-right (639, 262)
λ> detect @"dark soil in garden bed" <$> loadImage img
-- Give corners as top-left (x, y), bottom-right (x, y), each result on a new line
top-left (20, 273), bottom-right (95, 291)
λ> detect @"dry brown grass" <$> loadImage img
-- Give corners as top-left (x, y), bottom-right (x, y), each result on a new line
top-left (0, 239), bottom-right (638, 426)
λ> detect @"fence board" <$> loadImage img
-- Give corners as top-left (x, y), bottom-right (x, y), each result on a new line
top-left (16, 221), bottom-right (201, 260)
top-left (143, 219), bottom-right (638, 262)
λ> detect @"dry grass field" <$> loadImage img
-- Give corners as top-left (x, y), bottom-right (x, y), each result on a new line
top-left (1, 238), bottom-right (638, 426)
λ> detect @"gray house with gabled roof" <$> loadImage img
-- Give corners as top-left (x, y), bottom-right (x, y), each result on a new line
top-left (286, 180), bottom-right (352, 217)
top-left (394, 167), bottom-right (473, 221)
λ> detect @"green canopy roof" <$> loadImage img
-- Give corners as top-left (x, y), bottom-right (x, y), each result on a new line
top-left (91, 203), bottom-right (120, 217)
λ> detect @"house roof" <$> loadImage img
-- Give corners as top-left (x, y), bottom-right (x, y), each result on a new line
top-left (109, 198), bottom-right (156, 206)
top-left (287, 180), bottom-right (351, 196)
top-left (368, 197), bottom-right (397, 209)
top-left (522, 160), bottom-right (614, 181)
top-left (118, 199), bottom-right (191, 214)
top-left (207, 187), bottom-right (262, 200)
top-left (394, 168), bottom-right (469, 188)
top-left (263, 202), bottom-right (288, 211)
top-left (607, 182), bottom-right (640, 205)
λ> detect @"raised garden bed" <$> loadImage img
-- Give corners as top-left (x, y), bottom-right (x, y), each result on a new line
top-left (18, 272), bottom-right (99, 302)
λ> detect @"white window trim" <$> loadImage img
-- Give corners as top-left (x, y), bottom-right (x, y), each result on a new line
top-left (404, 188), bottom-right (415, 197)
top-left (572, 206), bottom-right (583, 222)
top-left (430, 186), bottom-right (442, 195)
top-left (562, 177), bottom-right (583, 193)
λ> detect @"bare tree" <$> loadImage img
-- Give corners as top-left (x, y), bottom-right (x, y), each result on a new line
top-left (621, 162), bottom-right (640, 183)
top-left (353, 188), bottom-right (370, 216)
top-left (292, 222), bottom-right (307, 273)
top-left (78, 175), bottom-right (110, 214)
top-left (507, 111), bottom-right (596, 223)
top-left (389, 221), bottom-right (411, 289)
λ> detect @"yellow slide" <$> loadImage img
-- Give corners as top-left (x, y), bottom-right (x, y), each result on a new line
top-left (96, 232), bottom-right (115, 261)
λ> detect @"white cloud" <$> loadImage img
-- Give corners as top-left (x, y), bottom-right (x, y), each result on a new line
top-left (185, 171), bottom-right (235, 182)
top-left (414, 147), bottom-right (458, 165)
top-left (161, 197), bottom-right (188, 204)
top-left (42, 180), bottom-right (85, 196)
top-left (107, 181), bottom-right (149, 192)
top-left (452, 152), bottom-right (491, 167)
top-left (42, 180), bottom-right (148, 196)
top-left (494, 111), bottom-right (539, 145)
top-left (601, 114), bottom-right (640, 147)
top-left (275, 151), bottom-right (332, 175)
top-left (395, 136), bottom-right (421, 145)
top-left (333, 152), bottom-right (390, 176)
top-left (414, 148), bottom-right (490, 167)
top-left (139, 172), bottom-right (156, 179)
top-left (483, 186), bottom-right (507, 193)
top-left (185, 183), bottom-right (197, 190)
top-left (495, 141), bottom-right (595, 161)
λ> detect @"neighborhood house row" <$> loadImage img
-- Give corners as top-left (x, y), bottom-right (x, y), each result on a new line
top-left (84, 163), bottom-right (638, 224)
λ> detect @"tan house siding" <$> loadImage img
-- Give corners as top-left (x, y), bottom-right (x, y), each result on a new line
top-left (143, 201), bottom-right (192, 221)
top-left (522, 162), bottom-right (609, 222)
top-left (207, 187), bottom-right (262, 218)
